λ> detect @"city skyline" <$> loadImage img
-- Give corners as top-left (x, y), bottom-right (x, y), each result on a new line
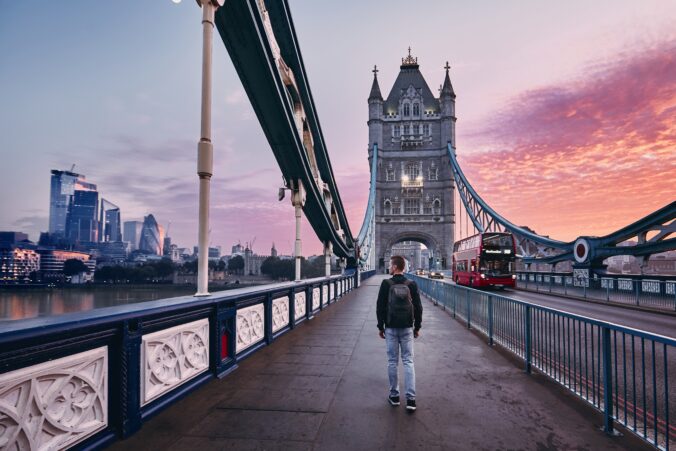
top-left (1, 1), bottom-right (674, 255)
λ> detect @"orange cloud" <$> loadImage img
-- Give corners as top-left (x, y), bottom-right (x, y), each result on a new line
top-left (459, 40), bottom-right (676, 241)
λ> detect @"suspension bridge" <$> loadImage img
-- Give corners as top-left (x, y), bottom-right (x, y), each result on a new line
top-left (0, 0), bottom-right (674, 450)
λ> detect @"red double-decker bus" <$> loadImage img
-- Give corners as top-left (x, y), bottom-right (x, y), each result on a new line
top-left (452, 232), bottom-right (517, 288)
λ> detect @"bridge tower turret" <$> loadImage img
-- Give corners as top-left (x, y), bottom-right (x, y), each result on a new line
top-left (439, 62), bottom-right (456, 148)
top-left (370, 49), bottom-right (455, 272)
top-left (368, 65), bottom-right (384, 148)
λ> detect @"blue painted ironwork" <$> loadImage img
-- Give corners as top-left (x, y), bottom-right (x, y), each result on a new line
top-left (408, 274), bottom-right (675, 450)
top-left (213, 0), bottom-right (355, 258)
top-left (0, 274), bottom-right (355, 449)
top-left (356, 144), bottom-right (378, 269)
top-left (517, 272), bottom-right (676, 311)
top-left (447, 143), bottom-right (676, 268)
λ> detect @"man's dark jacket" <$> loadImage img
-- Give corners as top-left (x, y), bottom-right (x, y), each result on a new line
top-left (377, 274), bottom-right (423, 331)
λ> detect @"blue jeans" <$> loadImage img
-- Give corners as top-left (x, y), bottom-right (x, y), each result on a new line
top-left (385, 327), bottom-right (416, 400)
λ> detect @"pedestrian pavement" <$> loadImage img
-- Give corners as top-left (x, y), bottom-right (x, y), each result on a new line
top-left (110, 275), bottom-right (651, 450)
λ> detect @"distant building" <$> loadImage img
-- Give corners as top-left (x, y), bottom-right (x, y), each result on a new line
top-left (242, 244), bottom-right (277, 275)
top-left (49, 169), bottom-right (96, 238)
top-left (0, 232), bottom-right (29, 244)
top-left (231, 243), bottom-right (244, 255)
top-left (99, 198), bottom-right (121, 242)
top-left (139, 214), bottom-right (163, 255)
top-left (37, 248), bottom-right (94, 281)
top-left (123, 221), bottom-right (143, 251)
top-left (0, 239), bottom-right (40, 283)
top-left (391, 241), bottom-right (422, 269)
top-left (193, 246), bottom-right (222, 260)
top-left (97, 241), bottom-right (128, 263)
top-left (209, 246), bottom-right (221, 260)
top-left (66, 189), bottom-right (99, 243)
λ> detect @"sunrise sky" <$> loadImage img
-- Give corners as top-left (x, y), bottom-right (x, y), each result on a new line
top-left (0, 1), bottom-right (674, 255)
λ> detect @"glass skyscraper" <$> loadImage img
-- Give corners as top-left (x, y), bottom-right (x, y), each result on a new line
top-left (100, 198), bottom-right (121, 242)
top-left (48, 169), bottom-right (95, 237)
top-left (123, 221), bottom-right (143, 251)
top-left (139, 214), bottom-right (163, 255)
top-left (66, 190), bottom-right (99, 243)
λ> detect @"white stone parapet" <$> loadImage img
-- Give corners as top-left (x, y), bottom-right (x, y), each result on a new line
top-left (236, 303), bottom-right (265, 353)
top-left (0, 346), bottom-right (108, 450)
top-left (141, 319), bottom-right (209, 406)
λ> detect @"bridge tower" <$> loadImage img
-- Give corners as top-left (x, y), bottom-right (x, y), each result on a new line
top-left (369, 49), bottom-right (455, 271)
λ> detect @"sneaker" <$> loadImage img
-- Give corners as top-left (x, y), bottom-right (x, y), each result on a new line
top-left (406, 399), bottom-right (416, 411)
top-left (388, 395), bottom-right (400, 406)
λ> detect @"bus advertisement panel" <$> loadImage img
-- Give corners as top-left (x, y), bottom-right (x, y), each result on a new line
top-left (452, 232), bottom-right (517, 288)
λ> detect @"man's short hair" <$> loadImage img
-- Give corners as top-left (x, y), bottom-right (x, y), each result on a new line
top-left (390, 255), bottom-right (406, 271)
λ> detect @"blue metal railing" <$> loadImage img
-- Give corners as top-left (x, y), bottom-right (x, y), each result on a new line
top-left (0, 272), bottom-right (360, 449)
top-left (408, 274), bottom-right (675, 450)
top-left (517, 272), bottom-right (676, 312)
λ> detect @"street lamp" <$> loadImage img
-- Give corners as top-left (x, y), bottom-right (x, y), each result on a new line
top-left (194, 0), bottom-right (224, 296)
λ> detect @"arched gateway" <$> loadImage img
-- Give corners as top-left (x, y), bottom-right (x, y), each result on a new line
top-left (368, 50), bottom-right (456, 272)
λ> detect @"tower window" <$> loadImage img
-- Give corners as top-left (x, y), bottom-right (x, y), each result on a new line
top-left (424, 124), bottom-right (430, 135)
top-left (384, 200), bottom-right (392, 215)
top-left (405, 163), bottom-right (420, 179)
top-left (404, 198), bottom-right (419, 215)
top-left (433, 198), bottom-right (441, 215)
top-left (393, 126), bottom-right (400, 138)
top-left (413, 103), bottom-right (420, 116)
top-left (428, 167), bottom-right (438, 181)
top-left (403, 103), bottom-right (410, 117)
top-left (386, 167), bottom-right (396, 181)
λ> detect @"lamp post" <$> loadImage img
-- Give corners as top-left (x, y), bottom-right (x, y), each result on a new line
top-left (195, 0), bottom-right (223, 296)
top-left (291, 181), bottom-right (306, 281)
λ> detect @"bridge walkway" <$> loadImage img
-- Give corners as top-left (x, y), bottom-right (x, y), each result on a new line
top-left (111, 276), bottom-right (650, 450)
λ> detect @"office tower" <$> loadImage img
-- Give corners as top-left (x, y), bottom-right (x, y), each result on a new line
top-left (100, 199), bottom-right (121, 242)
top-left (49, 169), bottom-right (96, 237)
top-left (123, 221), bottom-right (143, 251)
top-left (66, 189), bottom-right (99, 243)
top-left (139, 214), bottom-right (163, 255)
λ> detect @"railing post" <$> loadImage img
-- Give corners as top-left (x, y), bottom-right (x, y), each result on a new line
top-left (466, 289), bottom-right (471, 329)
top-left (488, 295), bottom-right (494, 346)
top-left (602, 326), bottom-right (615, 434)
top-left (606, 280), bottom-right (610, 302)
top-left (525, 305), bottom-right (532, 374)
top-left (119, 319), bottom-right (142, 438)
top-left (635, 280), bottom-right (640, 306)
top-left (452, 285), bottom-right (456, 318)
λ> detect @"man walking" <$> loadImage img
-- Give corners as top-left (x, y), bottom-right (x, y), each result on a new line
top-left (377, 255), bottom-right (423, 411)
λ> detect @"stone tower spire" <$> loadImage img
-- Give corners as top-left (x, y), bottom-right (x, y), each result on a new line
top-left (369, 65), bottom-right (383, 101)
top-left (439, 61), bottom-right (456, 148)
top-left (368, 65), bottom-right (384, 148)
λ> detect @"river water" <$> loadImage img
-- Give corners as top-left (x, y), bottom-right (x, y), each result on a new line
top-left (0, 285), bottom-right (227, 322)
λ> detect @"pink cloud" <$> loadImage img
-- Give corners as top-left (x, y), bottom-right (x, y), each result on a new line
top-left (459, 40), bottom-right (676, 241)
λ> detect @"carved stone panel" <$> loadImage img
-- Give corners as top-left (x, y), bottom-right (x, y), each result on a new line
top-left (312, 288), bottom-right (321, 311)
top-left (0, 346), bottom-right (108, 451)
top-left (236, 303), bottom-right (265, 354)
top-left (141, 318), bottom-right (209, 406)
top-left (322, 285), bottom-right (328, 306)
top-left (294, 292), bottom-right (306, 320)
top-left (272, 296), bottom-right (290, 333)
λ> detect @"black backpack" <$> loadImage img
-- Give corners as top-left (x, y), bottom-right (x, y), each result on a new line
top-left (387, 279), bottom-right (414, 328)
